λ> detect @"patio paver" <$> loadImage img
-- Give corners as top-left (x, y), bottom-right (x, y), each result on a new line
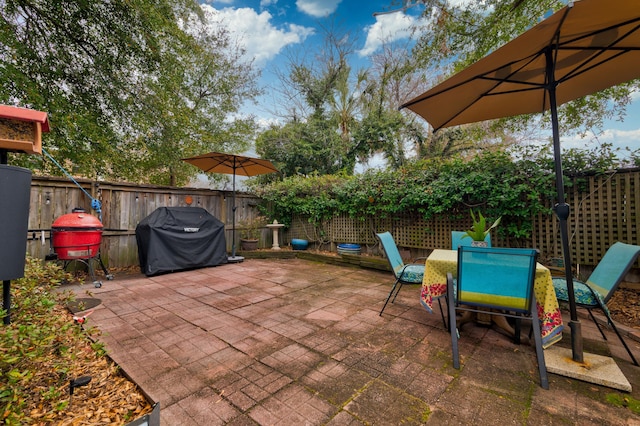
top-left (67, 258), bottom-right (640, 425)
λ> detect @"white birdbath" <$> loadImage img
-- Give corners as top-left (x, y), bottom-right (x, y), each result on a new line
top-left (266, 220), bottom-right (285, 250)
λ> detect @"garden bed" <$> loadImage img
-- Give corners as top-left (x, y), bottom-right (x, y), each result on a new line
top-left (240, 248), bottom-right (390, 272)
top-left (0, 257), bottom-right (155, 425)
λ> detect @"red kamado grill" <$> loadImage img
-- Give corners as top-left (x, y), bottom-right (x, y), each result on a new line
top-left (51, 208), bottom-right (112, 287)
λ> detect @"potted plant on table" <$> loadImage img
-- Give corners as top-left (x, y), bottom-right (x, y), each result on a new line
top-left (463, 210), bottom-right (501, 247)
top-left (239, 215), bottom-right (268, 251)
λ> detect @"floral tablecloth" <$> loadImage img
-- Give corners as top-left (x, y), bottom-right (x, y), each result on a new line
top-left (421, 249), bottom-right (564, 348)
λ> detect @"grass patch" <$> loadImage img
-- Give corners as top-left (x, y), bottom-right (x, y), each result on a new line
top-left (606, 393), bottom-right (640, 414)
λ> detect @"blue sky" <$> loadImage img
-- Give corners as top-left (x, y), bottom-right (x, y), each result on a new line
top-left (201, 0), bottom-right (422, 67)
top-left (199, 0), bottom-right (640, 162)
top-left (200, 0), bottom-right (424, 122)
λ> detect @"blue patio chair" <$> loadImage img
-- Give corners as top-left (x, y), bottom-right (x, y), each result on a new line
top-left (552, 242), bottom-right (640, 366)
top-left (377, 232), bottom-right (446, 326)
top-left (447, 246), bottom-right (548, 389)
top-left (451, 230), bottom-right (491, 250)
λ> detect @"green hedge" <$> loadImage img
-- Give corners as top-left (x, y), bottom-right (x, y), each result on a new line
top-left (253, 150), bottom-right (558, 241)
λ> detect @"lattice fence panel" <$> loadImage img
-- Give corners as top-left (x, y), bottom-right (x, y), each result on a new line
top-left (624, 172), bottom-right (640, 245)
top-left (531, 170), bottom-right (640, 268)
top-left (328, 215), bottom-right (373, 243)
top-left (286, 214), bottom-right (506, 252)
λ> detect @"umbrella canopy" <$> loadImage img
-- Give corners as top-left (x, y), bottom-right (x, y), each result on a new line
top-left (182, 152), bottom-right (279, 261)
top-left (402, 0), bottom-right (640, 131)
top-left (401, 0), bottom-right (640, 363)
top-left (182, 152), bottom-right (279, 177)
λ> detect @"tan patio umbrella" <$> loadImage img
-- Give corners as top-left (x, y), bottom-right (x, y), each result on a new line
top-left (401, 0), bottom-right (640, 363)
top-left (182, 152), bottom-right (279, 262)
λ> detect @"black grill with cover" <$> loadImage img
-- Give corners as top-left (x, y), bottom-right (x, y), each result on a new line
top-left (135, 207), bottom-right (227, 276)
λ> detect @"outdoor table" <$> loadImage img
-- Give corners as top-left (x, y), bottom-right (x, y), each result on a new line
top-left (421, 249), bottom-right (564, 348)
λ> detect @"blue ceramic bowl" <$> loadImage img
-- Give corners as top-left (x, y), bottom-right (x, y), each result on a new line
top-left (291, 239), bottom-right (309, 250)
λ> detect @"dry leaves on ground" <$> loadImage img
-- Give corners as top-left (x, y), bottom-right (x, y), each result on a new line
top-left (20, 304), bottom-right (153, 425)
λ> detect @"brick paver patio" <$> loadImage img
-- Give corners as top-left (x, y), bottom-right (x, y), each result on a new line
top-left (68, 258), bottom-right (640, 425)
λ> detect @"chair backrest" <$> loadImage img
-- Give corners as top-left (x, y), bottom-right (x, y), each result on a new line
top-left (451, 231), bottom-right (491, 250)
top-left (456, 246), bottom-right (539, 313)
top-left (587, 242), bottom-right (640, 302)
top-left (376, 232), bottom-right (405, 278)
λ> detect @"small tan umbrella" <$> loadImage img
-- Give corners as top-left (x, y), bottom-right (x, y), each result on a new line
top-left (401, 0), bottom-right (640, 363)
top-left (182, 152), bottom-right (279, 262)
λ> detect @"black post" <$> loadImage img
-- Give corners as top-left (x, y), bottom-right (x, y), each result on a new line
top-left (1, 150), bottom-right (8, 324)
top-left (0, 150), bottom-right (32, 326)
top-left (2, 281), bottom-right (9, 325)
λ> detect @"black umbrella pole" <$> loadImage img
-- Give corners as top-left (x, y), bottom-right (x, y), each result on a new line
top-left (548, 68), bottom-right (583, 362)
top-left (231, 204), bottom-right (236, 258)
top-left (557, 208), bottom-right (583, 362)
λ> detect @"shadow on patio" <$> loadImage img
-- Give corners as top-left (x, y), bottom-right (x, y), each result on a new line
top-left (68, 258), bottom-right (640, 425)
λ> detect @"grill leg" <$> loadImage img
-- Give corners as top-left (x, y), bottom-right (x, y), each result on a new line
top-left (86, 258), bottom-right (102, 288)
top-left (96, 252), bottom-right (113, 280)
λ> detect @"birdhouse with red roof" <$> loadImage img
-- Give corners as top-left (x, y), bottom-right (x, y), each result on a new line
top-left (0, 105), bottom-right (50, 155)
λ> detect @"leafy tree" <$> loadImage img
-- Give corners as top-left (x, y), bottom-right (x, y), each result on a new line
top-left (0, 1), bottom-right (258, 185)
top-left (258, 26), bottom-right (360, 175)
top-left (128, 14), bottom-right (260, 185)
top-left (260, 27), bottom-right (433, 175)
top-left (360, 39), bottom-right (432, 166)
top-left (256, 115), bottom-right (348, 177)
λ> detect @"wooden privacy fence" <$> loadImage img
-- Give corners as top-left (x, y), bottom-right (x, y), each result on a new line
top-left (24, 168), bottom-right (640, 271)
top-left (26, 176), bottom-right (265, 268)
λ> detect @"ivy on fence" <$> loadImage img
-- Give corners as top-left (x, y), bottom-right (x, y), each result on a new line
top-left (253, 150), bottom-right (559, 244)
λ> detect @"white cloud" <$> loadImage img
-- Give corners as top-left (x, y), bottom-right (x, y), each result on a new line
top-left (358, 12), bottom-right (416, 57)
top-left (296, 0), bottom-right (342, 18)
top-left (447, 0), bottom-right (474, 7)
top-left (202, 5), bottom-right (314, 68)
top-left (260, 0), bottom-right (277, 7)
top-left (561, 128), bottom-right (640, 157)
top-left (257, 116), bottom-right (282, 129)
top-left (202, 0), bottom-right (234, 4)
top-left (607, 128), bottom-right (640, 143)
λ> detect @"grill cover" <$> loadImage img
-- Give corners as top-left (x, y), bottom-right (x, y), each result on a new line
top-left (135, 207), bottom-right (227, 276)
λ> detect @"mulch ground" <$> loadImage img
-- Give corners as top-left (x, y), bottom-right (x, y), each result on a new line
top-left (609, 287), bottom-right (640, 329)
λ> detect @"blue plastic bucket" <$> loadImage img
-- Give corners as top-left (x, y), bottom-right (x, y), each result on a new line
top-left (337, 243), bottom-right (361, 255)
